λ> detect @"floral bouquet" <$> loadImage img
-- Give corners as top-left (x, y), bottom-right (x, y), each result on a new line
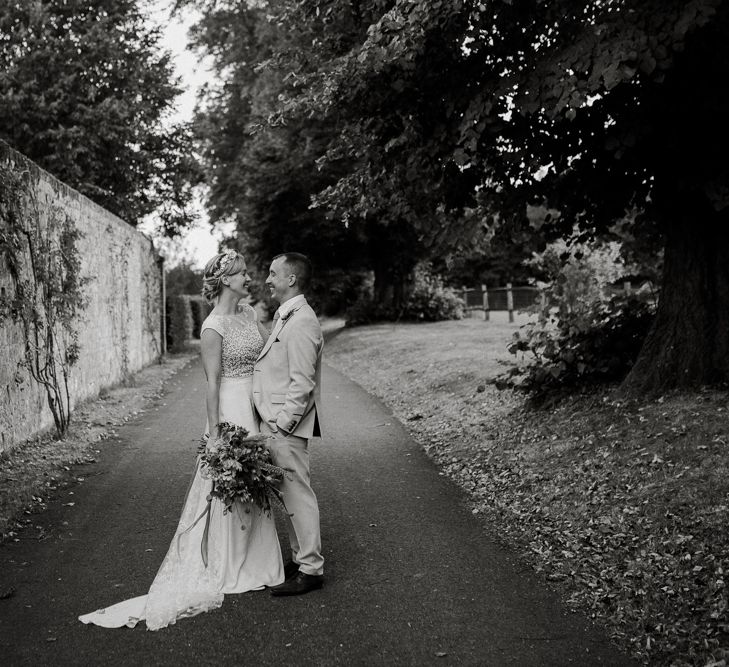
top-left (197, 421), bottom-right (289, 517)
top-left (181, 422), bottom-right (289, 567)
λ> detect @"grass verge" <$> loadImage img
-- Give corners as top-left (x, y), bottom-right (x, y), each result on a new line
top-left (0, 351), bottom-right (197, 543)
top-left (326, 319), bottom-right (729, 666)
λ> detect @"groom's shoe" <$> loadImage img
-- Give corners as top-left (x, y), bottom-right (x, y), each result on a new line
top-left (283, 561), bottom-right (300, 580)
top-left (270, 572), bottom-right (324, 596)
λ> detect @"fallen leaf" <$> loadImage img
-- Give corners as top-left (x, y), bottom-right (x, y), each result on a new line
top-left (0, 587), bottom-right (16, 600)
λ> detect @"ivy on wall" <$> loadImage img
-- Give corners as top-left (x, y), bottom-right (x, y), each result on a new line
top-left (0, 161), bottom-right (87, 437)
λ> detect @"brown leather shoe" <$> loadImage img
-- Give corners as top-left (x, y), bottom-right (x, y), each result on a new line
top-left (270, 572), bottom-right (324, 596)
top-left (283, 561), bottom-right (300, 580)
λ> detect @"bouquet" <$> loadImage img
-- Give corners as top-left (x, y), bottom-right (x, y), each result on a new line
top-left (197, 421), bottom-right (289, 517)
top-left (181, 422), bottom-right (289, 567)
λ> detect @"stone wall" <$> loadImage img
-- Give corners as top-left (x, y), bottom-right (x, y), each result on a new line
top-left (0, 142), bottom-right (163, 453)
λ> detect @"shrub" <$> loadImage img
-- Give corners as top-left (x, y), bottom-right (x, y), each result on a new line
top-left (503, 293), bottom-right (656, 397)
top-left (165, 261), bottom-right (204, 296)
top-left (188, 296), bottom-right (210, 339)
top-left (346, 265), bottom-right (464, 325)
top-left (166, 294), bottom-right (194, 352)
top-left (308, 270), bottom-right (370, 316)
top-left (498, 237), bottom-right (657, 398)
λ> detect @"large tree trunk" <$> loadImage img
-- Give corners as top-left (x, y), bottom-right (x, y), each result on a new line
top-left (372, 261), bottom-right (414, 310)
top-left (368, 219), bottom-right (419, 311)
top-left (621, 197), bottom-right (729, 396)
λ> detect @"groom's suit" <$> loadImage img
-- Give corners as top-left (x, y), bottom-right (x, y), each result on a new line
top-left (252, 295), bottom-right (324, 576)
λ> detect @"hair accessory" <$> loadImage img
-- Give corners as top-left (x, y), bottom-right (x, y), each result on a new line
top-left (214, 250), bottom-right (238, 278)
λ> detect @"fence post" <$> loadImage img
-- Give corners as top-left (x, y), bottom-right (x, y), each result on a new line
top-left (481, 284), bottom-right (489, 321)
top-left (506, 282), bottom-right (514, 322)
top-left (462, 285), bottom-right (468, 317)
top-left (623, 280), bottom-right (632, 295)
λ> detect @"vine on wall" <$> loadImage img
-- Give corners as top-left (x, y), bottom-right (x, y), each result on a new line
top-left (0, 161), bottom-right (87, 437)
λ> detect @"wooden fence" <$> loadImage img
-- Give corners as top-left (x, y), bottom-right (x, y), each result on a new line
top-left (462, 281), bottom-right (640, 322)
top-left (462, 284), bottom-right (541, 322)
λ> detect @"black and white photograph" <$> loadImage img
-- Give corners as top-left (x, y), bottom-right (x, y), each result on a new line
top-left (1, 0), bottom-right (728, 664)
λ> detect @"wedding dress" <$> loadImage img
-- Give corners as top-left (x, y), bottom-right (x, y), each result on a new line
top-left (79, 308), bottom-right (284, 630)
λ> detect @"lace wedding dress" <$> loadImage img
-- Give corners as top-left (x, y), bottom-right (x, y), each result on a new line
top-left (79, 307), bottom-right (284, 630)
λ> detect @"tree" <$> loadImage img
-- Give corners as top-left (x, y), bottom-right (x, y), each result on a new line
top-left (165, 260), bottom-right (204, 296)
top-left (0, 0), bottom-right (200, 232)
top-left (267, 0), bottom-right (729, 395)
top-left (183, 0), bottom-right (450, 308)
top-left (184, 2), bottom-right (356, 256)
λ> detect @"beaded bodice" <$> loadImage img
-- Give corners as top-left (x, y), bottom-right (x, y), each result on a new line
top-left (200, 308), bottom-right (264, 378)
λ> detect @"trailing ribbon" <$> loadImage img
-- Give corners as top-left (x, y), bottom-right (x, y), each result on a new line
top-left (176, 485), bottom-right (214, 568)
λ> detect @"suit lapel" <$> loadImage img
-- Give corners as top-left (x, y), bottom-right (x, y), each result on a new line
top-left (257, 301), bottom-right (306, 361)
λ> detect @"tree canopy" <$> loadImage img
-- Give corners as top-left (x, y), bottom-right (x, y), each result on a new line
top-left (0, 0), bottom-right (200, 232)
top-left (185, 0), bottom-right (729, 393)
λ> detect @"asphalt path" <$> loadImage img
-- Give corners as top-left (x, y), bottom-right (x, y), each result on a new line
top-left (0, 358), bottom-right (633, 666)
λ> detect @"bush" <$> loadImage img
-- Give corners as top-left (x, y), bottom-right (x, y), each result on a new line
top-left (165, 261), bottom-right (204, 296)
top-left (502, 293), bottom-right (656, 397)
top-left (188, 296), bottom-right (211, 339)
top-left (346, 265), bottom-right (464, 325)
top-left (308, 270), bottom-right (370, 316)
top-left (166, 295), bottom-right (194, 352)
top-left (498, 237), bottom-right (657, 399)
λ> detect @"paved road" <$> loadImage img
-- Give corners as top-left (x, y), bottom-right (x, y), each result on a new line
top-left (0, 359), bottom-right (633, 666)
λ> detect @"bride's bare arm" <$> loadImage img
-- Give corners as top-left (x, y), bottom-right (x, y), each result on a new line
top-left (200, 328), bottom-right (223, 440)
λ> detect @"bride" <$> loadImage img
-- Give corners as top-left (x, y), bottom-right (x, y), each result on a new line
top-left (79, 250), bottom-right (284, 630)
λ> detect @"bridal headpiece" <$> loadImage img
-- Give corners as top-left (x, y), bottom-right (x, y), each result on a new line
top-left (214, 250), bottom-right (238, 277)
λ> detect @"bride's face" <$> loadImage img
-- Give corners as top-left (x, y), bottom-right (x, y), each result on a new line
top-left (225, 261), bottom-right (251, 295)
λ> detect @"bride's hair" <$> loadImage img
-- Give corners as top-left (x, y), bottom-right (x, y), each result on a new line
top-left (202, 250), bottom-right (245, 304)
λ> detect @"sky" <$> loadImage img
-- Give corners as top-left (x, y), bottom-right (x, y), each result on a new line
top-left (140, 0), bottom-right (234, 269)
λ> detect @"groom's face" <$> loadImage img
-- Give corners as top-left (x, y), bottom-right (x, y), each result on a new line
top-left (266, 257), bottom-right (292, 303)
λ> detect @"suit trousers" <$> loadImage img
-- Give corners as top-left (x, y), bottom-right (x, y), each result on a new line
top-left (261, 422), bottom-right (324, 576)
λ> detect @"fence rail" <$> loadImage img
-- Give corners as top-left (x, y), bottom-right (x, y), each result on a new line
top-left (463, 281), bottom-right (639, 322)
top-left (462, 284), bottom-right (541, 322)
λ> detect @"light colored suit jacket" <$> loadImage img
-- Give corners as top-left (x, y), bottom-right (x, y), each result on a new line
top-left (252, 299), bottom-right (323, 438)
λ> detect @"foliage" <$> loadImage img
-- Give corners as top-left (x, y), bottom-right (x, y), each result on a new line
top-left (0, 162), bottom-right (87, 437)
top-left (307, 269), bottom-right (370, 317)
top-left (166, 295), bottom-right (194, 352)
top-left (346, 264), bottom-right (464, 325)
top-left (238, 0), bottom-right (727, 393)
top-left (187, 296), bottom-right (210, 340)
top-left (178, 0), bottom-right (729, 389)
top-left (198, 422), bottom-right (287, 518)
top-left (184, 1), bottom-right (364, 282)
top-left (504, 294), bottom-right (656, 398)
top-left (0, 0), bottom-right (200, 232)
top-left (526, 238), bottom-right (636, 319)
top-left (432, 223), bottom-right (544, 289)
top-left (180, 0), bottom-right (450, 306)
top-left (165, 261), bottom-right (204, 297)
top-left (275, 0), bottom-right (728, 241)
top-left (500, 239), bottom-right (656, 397)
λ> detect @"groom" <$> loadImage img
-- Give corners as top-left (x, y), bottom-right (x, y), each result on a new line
top-left (253, 252), bottom-right (325, 596)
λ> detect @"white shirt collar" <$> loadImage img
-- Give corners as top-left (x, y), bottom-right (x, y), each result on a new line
top-left (276, 294), bottom-right (306, 319)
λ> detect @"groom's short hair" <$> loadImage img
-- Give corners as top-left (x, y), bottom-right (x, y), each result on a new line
top-left (274, 252), bottom-right (312, 291)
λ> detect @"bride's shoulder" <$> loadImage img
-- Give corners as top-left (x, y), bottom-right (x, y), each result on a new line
top-left (201, 311), bottom-right (225, 333)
